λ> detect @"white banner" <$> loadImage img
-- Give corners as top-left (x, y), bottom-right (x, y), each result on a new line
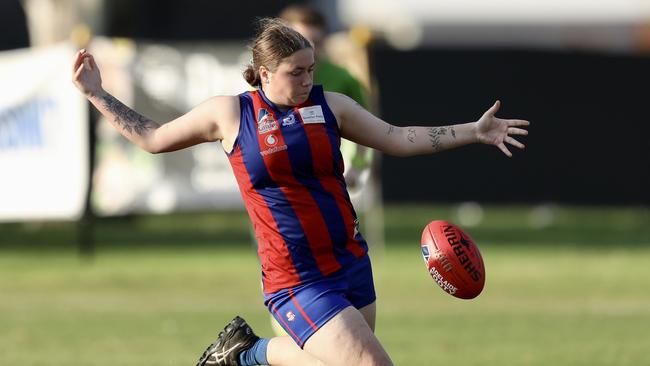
top-left (0, 43), bottom-right (88, 221)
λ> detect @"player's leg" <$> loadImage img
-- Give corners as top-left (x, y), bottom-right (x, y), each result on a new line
top-left (346, 253), bottom-right (378, 333)
top-left (296, 251), bottom-right (391, 365)
top-left (264, 256), bottom-right (390, 365)
top-left (358, 301), bottom-right (376, 331)
top-left (302, 305), bottom-right (393, 366)
top-left (199, 256), bottom-right (381, 365)
top-left (266, 336), bottom-right (325, 365)
top-left (266, 304), bottom-right (390, 366)
top-left (266, 302), bottom-right (379, 365)
top-left (197, 301), bottom-right (385, 365)
top-left (195, 317), bottom-right (324, 366)
top-left (269, 269), bottom-right (378, 335)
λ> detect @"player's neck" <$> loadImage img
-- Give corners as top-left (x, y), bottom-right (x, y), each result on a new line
top-left (260, 86), bottom-right (291, 112)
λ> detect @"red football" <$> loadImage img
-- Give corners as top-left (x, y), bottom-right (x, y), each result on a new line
top-left (420, 220), bottom-right (485, 299)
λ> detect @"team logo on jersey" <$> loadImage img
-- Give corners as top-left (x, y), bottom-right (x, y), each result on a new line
top-left (282, 114), bottom-right (296, 127)
top-left (258, 108), bottom-right (278, 134)
top-left (265, 134), bottom-right (278, 147)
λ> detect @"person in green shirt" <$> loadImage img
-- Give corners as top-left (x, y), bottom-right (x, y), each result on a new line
top-left (280, 4), bottom-right (372, 190)
top-left (315, 59), bottom-right (367, 108)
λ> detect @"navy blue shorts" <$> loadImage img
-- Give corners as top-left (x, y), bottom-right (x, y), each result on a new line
top-left (263, 255), bottom-right (376, 348)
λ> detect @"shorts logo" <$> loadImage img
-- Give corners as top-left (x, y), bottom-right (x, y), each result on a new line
top-left (286, 311), bottom-right (296, 322)
top-left (282, 114), bottom-right (296, 127)
top-left (258, 108), bottom-right (278, 134)
top-left (265, 134), bottom-right (278, 147)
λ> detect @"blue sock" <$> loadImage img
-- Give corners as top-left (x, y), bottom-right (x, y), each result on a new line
top-left (238, 338), bottom-right (270, 366)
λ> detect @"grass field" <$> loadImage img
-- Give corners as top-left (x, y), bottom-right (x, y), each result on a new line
top-left (1, 205), bottom-right (648, 365)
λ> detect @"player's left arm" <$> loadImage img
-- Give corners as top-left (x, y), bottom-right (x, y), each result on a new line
top-left (326, 92), bottom-right (530, 158)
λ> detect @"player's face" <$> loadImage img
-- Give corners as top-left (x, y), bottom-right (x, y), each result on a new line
top-left (264, 48), bottom-right (315, 107)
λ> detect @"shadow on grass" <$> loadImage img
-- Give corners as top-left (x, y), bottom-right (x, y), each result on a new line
top-left (0, 211), bottom-right (252, 252)
top-left (1, 206), bottom-right (648, 253)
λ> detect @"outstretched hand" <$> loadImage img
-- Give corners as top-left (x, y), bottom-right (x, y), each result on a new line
top-left (72, 49), bottom-right (102, 98)
top-left (476, 100), bottom-right (530, 157)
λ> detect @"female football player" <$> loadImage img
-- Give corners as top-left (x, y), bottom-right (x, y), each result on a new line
top-left (72, 18), bottom-right (528, 366)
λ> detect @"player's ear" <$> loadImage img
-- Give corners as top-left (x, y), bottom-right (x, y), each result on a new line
top-left (259, 66), bottom-right (271, 84)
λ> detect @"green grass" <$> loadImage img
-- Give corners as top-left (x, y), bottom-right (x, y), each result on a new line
top-left (1, 205), bottom-right (648, 365)
top-left (376, 245), bottom-right (650, 366)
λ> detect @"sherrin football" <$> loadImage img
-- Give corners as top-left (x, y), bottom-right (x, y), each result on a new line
top-left (420, 220), bottom-right (485, 299)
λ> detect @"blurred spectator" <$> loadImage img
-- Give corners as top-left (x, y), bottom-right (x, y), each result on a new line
top-left (634, 20), bottom-right (650, 52)
top-left (280, 4), bottom-right (372, 190)
top-left (19, 0), bottom-right (103, 47)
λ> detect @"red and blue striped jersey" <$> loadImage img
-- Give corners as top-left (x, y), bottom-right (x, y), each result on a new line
top-left (227, 85), bottom-right (368, 294)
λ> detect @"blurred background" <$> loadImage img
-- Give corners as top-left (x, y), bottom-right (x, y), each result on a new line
top-left (1, 1), bottom-right (648, 365)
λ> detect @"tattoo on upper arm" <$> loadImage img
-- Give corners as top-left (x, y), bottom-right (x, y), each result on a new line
top-left (427, 127), bottom-right (448, 152)
top-left (100, 94), bottom-right (157, 135)
top-left (407, 128), bottom-right (416, 143)
top-left (387, 125), bottom-right (394, 135)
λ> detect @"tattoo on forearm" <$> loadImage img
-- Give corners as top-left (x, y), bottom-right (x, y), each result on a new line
top-left (387, 125), bottom-right (394, 135)
top-left (100, 94), bottom-right (157, 135)
top-left (407, 128), bottom-right (416, 143)
top-left (427, 127), bottom-right (448, 152)
top-left (450, 127), bottom-right (456, 138)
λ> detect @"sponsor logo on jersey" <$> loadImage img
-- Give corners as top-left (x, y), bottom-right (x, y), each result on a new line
top-left (258, 108), bottom-right (278, 134)
top-left (260, 134), bottom-right (286, 156)
top-left (298, 105), bottom-right (325, 124)
top-left (260, 145), bottom-right (288, 156)
top-left (265, 134), bottom-right (278, 147)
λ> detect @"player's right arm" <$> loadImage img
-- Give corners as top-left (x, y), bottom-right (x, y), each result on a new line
top-left (72, 49), bottom-right (238, 154)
